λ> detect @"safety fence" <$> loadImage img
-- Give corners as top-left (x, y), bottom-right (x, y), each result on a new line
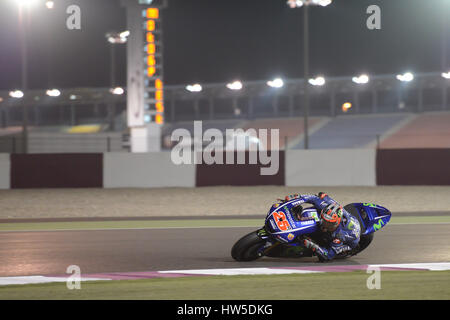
top-left (1, 132), bottom-right (449, 154)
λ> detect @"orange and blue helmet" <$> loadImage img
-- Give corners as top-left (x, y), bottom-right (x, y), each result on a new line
top-left (320, 203), bottom-right (343, 232)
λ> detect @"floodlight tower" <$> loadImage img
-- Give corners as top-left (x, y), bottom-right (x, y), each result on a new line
top-left (287, 0), bottom-right (332, 149)
top-left (15, 0), bottom-right (41, 153)
top-left (120, 0), bottom-right (168, 152)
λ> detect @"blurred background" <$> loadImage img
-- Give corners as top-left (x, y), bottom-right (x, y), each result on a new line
top-left (0, 0), bottom-right (449, 153)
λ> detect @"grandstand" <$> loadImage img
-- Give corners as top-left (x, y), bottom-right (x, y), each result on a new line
top-left (238, 117), bottom-right (326, 150)
top-left (1, 110), bottom-right (449, 153)
top-left (380, 112), bottom-right (450, 149)
top-left (160, 111), bottom-right (450, 151)
top-left (290, 113), bottom-right (409, 149)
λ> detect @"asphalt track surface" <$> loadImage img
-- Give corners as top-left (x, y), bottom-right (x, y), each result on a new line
top-left (1, 220), bottom-right (450, 277)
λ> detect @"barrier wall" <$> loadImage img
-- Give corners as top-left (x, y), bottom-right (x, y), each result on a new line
top-left (376, 149), bottom-right (450, 185)
top-left (196, 151), bottom-right (285, 186)
top-left (0, 154), bottom-right (10, 189)
top-left (11, 154), bottom-right (103, 188)
top-left (2, 148), bottom-right (449, 189)
top-left (104, 152), bottom-right (196, 188)
top-left (286, 149), bottom-right (376, 186)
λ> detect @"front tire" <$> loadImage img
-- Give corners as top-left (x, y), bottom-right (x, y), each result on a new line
top-left (351, 233), bottom-right (374, 256)
top-left (231, 231), bottom-right (267, 261)
top-left (357, 233), bottom-right (374, 253)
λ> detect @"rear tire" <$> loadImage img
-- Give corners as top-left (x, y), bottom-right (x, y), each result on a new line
top-left (231, 231), bottom-right (267, 261)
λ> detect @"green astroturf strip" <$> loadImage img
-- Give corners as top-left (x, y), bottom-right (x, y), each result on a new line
top-left (0, 216), bottom-right (449, 232)
top-left (0, 271), bottom-right (449, 300)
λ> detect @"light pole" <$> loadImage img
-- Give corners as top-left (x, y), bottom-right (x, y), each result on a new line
top-left (105, 31), bottom-right (129, 131)
top-left (106, 31), bottom-right (129, 88)
top-left (16, 0), bottom-right (38, 153)
top-left (287, 0), bottom-right (332, 149)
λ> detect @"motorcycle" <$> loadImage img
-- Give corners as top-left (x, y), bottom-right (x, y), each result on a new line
top-left (231, 196), bottom-right (391, 262)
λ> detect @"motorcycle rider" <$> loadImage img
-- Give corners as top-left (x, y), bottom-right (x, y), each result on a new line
top-left (284, 192), bottom-right (361, 262)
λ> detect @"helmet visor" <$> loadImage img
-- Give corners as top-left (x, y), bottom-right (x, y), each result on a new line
top-left (321, 219), bottom-right (339, 232)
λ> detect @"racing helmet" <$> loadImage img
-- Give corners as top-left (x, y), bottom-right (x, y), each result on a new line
top-left (320, 203), bottom-right (343, 232)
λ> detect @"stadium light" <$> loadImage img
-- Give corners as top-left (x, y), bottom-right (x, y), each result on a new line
top-left (46, 89), bottom-right (61, 97)
top-left (442, 71), bottom-right (450, 79)
top-left (110, 87), bottom-right (125, 95)
top-left (9, 90), bottom-right (24, 99)
top-left (119, 30), bottom-right (130, 40)
top-left (308, 76), bottom-right (326, 86)
top-left (267, 78), bottom-right (284, 88)
top-left (396, 72), bottom-right (414, 82)
top-left (106, 31), bottom-right (130, 44)
top-left (313, 0), bottom-right (332, 6)
top-left (342, 102), bottom-right (352, 112)
top-left (287, 0), bottom-right (303, 8)
top-left (352, 74), bottom-right (369, 84)
top-left (287, 0), bottom-right (332, 8)
top-left (186, 84), bottom-right (202, 92)
top-left (227, 81), bottom-right (243, 90)
top-left (45, 0), bottom-right (54, 9)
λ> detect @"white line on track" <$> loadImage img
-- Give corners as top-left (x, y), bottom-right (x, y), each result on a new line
top-left (0, 276), bottom-right (109, 286)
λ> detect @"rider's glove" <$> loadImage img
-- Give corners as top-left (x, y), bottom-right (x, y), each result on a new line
top-left (303, 238), bottom-right (329, 262)
top-left (318, 192), bottom-right (328, 199)
top-left (303, 238), bottom-right (320, 252)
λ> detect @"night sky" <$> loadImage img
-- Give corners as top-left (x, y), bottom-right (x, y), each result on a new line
top-left (0, 0), bottom-right (448, 90)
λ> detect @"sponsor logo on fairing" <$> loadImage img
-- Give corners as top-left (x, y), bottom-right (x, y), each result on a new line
top-left (286, 212), bottom-right (296, 226)
top-left (291, 200), bottom-right (304, 206)
top-left (373, 219), bottom-right (384, 231)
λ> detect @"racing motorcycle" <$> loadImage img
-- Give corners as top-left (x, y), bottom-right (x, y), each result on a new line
top-left (231, 196), bottom-right (391, 261)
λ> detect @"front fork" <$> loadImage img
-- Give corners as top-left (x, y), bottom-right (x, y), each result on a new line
top-left (256, 228), bottom-right (279, 257)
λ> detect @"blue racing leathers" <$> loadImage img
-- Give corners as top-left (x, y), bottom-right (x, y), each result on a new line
top-left (300, 193), bottom-right (361, 261)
